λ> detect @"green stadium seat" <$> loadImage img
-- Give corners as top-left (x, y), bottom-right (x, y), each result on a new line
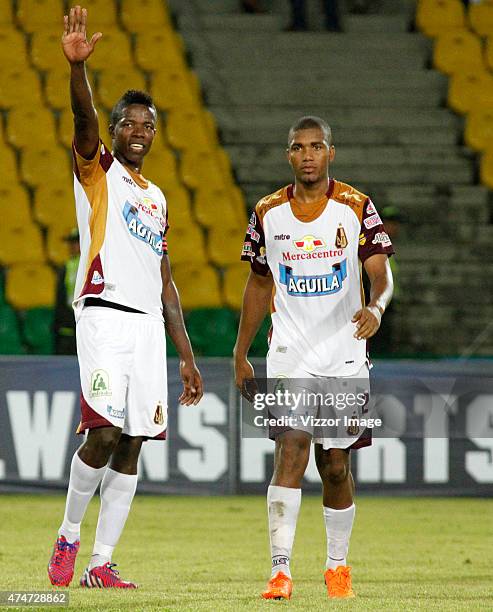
top-left (22, 307), bottom-right (54, 355)
top-left (0, 304), bottom-right (24, 355)
top-left (186, 308), bottom-right (238, 357)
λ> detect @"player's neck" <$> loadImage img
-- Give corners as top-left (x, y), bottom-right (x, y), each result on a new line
top-left (293, 179), bottom-right (329, 204)
top-left (114, 151), bottom-right (143, 175)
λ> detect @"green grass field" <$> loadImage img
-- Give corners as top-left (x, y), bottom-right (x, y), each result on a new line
top-left (0, 495), bottom-right (491, 611)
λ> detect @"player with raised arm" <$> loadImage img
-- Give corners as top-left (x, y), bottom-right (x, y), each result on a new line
top-left (47, 6), bottom-right (203, 589)
top-left (234, 116), bottom-right (394, 600)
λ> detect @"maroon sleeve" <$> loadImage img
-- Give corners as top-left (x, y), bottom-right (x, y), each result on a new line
top-left (358, 199), bottom-right (395, 263)
top-left (162, 210), bottom-right (169, 255)
top-left (240, 210), bottom-right (269, 276)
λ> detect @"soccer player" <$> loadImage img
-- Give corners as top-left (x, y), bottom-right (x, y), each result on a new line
top-left (234, 116), bottom-right (394, 599)
top-left (47, 6), bottom-right (203, 588)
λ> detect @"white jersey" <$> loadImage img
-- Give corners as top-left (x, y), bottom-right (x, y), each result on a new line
top-left (72, 141), bottom-right (168, 321)
top-left (241, 180), bottom-right (394, 376)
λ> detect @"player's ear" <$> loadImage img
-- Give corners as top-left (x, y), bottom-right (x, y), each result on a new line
top-left (329, 145), bottom-right (335, 162)
top-left (109, 124), bottom-right (115, 137)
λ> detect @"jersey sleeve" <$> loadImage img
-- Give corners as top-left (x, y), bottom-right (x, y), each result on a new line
top-left (240, 209), bottom-right (269, 276)
top-left (72, 139), bottom-right (114, 187)
top-left (358, 199), bottom-right (395, 263)
top-left (162, 210), bottom-right (169, 255)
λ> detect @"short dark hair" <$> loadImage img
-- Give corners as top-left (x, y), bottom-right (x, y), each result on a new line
top-left (110, 90), bottom-right (157, 126)
top-left (288, 116), bottom-right (332, 146)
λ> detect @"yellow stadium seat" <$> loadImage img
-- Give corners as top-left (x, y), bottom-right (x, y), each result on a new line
top-left (141, 148), bottom-right (179, 188)
top-left (6, 264), bottom-right (56, 309)
top-left (0, 6), bottom-right (14, 25)
top-left (448, 70), bottom-right (493, 114)
top-left (465, 109), bottom-right (493, 151)
top-left (150, 71), bottom-right (201, 112)
top-left (469, 0), bottom-right (493, 37)
top-left (207, 227), bottom-right (246, 267)
top-left (33, 183), bottom-right (76, 230)
top-left (0, 223), bottom-right (45, 266)
top-left (46, 227), bottom-right (71, 265)
top-left (0, 149), bottom-right (20, 185)
top-left (223, 263), bottom-right (250, 310)
top-left (164, 186), bottom-right (194, 231)
top-left (484, 36), bottom-right (493, 71)
top-left (86, 31), bottom-right (132, 71)
top-left (69, 0), bottom-right (117, 28)
top-left (45, 68), bottom-right (71, 110)
top-left (180, 150), bottom-right (233, 191)
top-left (7, 108), bottom-right (57, 149)
top-left (171, 264), bottom-right (222, 310)
top-left (134, 30), bottom-right (186, 73)
top-left (433, 30), bottom-right (483, 75)
top-left (20, 145), bottom-right (72, 188)
top-left (97, 67), bottom-right (147, 110)
top-left (480, 148), bottom-right (493, 189)
top-left (166, 225), bottom-right (206, 265)
top-left (17, 0), bottom-right (64, 33)
top-left (120, 0), bottom-right (172, 33)
top-left (31, 30), bottom-right (67, 72)
top-left (166, 108), bottom-right (218, 153)
top-left (194, 187), bottom-right (247, 230)
top-left (0, 30), bottom-right (29, 69)
top-left (0, 185), bottom-right (32, 229)
top-left (0, 67), bottom-right (42, 108)
top-left (416, 0), bottom-right (465, 37)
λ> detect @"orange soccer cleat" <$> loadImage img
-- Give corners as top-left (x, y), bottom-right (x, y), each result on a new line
top-left (324, 565), bottom-right (355, 599)
top-left (261, 571), bottom-right (293, 600)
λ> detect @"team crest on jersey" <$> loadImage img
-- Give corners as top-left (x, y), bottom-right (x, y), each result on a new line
top-left (154, 402), bottom-right (164, 425)
top-left (293, 235), bottom-right (325, 253)
top-left (279, 260), bottom-right (347, 297)
top-left (335, 225), bottom-right (348, 249)
top-left (123, 202), bottom-right (163, 255)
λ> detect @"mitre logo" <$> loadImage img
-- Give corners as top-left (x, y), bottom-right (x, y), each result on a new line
top-left (293, 235), bottom-right (325, 252)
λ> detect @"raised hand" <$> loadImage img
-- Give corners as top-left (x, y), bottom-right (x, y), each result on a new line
top-left (62, 5), bottom-right (102, 64)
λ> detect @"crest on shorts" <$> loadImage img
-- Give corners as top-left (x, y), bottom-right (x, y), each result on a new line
top-left (154, 402), bottom-right (164, 425)
top-left (346, 412), bottom-right (360, 436)
top-left (90, 370), bottom-right (111, 398)
top-left (335, 225), bottom-right (348, 249)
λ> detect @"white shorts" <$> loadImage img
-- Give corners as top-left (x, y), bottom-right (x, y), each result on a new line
top-left (76, 306), bottom-right (168, 439)
top-left (266, 353), bottom-right (371, 451)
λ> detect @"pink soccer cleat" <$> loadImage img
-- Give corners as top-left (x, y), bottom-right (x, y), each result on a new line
top-left (80, 563), bottom-right (137, 589)
top-left (48, 535), bottom-right (80, 586)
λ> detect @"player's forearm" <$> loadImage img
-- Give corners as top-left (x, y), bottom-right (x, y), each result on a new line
top-left (234, 275), bottom-right (272, 360)
top-left (162, 282), bottom-right (195, 362)
top-left (368, 269), bottom-right (394, 315)
top-left (69, 63), bottom-right (98, 152)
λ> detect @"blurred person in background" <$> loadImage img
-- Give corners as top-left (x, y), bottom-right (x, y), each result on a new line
top-left (54, 229), bottom-right (80, 355)
top-left (287, 0), bottom-right (342, 31)
top-left (241, 0), bottom-right (266, 12)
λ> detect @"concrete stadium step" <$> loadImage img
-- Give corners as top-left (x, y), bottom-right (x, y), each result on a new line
top-left (344, 15), bottom-right (411, 33)
top-left (178, 13), bottom-right (285, 32)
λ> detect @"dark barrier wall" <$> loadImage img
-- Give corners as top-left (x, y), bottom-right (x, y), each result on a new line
top-left (0, 357), bottom-right (492, 496)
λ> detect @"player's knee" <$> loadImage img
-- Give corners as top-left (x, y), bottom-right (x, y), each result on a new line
top-left (324, 461), bottom-right (349, 485)
top-left (80, 427), bottom-right (122, 466)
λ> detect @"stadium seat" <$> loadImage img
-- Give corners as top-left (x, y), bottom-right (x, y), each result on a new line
top-left (0, 149), bottom-right (21, 188)
top-left (0, 224), bottom-right (45, 266)
top-left (166, 225), bottom-right (207, 265)
top-left (448, 71), bottom-right (493, 114)
top-left (6, 264), bottom-right (56, 309)
top-left (0, 185), bottom-right (32, 230)
top-left (77, 0), bottom-right (118, 28)
top-left (480, 148), bottom-right (493, 189)
top-left (465, 110), bottom-right (493, 151)
top-left (134, 30), bottom-right (186, 73)
top-left (0, 6), bottom-right (14, 25)
top-left (0, 67), bottom-right (42, 108)
top-left (166, 108), bottom-right (218, 153)
top-left (484, 36), bottom-right (493, 72)
top-left (469, 0), bottom-right (493, 37)
top-left (180, 150), bottom-right (233, 191)
top-left (46, 227), bottom-right (71, 266)
top-left (7, 108), bottom-right (57, 149)
top-left (141, 148), bottom-right (179, 188)
top-left (0, 304), bottom-right (24, 354)
top-left (22, 307), bottom-right (54, 354)
top-left (97, 67), bottom-right (146, 110)
top-left (45, 69), bottom-right (71, 110)
top-left (172, 265), bottom-right (223, 311)
top-left (433, 30), bottom-right (483, 75)
top-left (207, 227), bottom-right (247, 266)
top-left (20, 145), bottom-right (72, 188)
top-left (416, 0), bottom-right (465, 37)
top-left (0, 29), bottom-right (29, 69)
top-left (33, 183), bottom-right (76, 230)
top-left (163, 185), bottom-right (194, 230)
top-left (185, 308), bottom-right (238, 356)
top-left (16, 0), bottom-right (64, 33)
top-left (120, 0), bottom-right (172, 33)
top-left (222, 263), bottom-right (250, 310)
top-left (84, 31), bottom-right (132, 71)
top-left (150, 71), bottom-right (201, 112)
top-left (194, 187), bottom-right (247, 230)
top-left (31, 30), bottom-right (67, 73)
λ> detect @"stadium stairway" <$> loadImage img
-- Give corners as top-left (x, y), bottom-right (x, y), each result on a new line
top-left (170, 0), bottom-right (493, 356)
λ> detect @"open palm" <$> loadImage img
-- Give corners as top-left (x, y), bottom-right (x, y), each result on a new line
top-left (62, 5), bottom-right (101, 64)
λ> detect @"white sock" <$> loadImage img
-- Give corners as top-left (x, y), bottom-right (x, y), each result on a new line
top-left (58, 452), bottom-right (107, 544)
top-left (89, 468), bottom-right (138, 570)
top-left (267, 485), bottom-right (302, 578)
top-left (323, 504), bottom-right (356, 570)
